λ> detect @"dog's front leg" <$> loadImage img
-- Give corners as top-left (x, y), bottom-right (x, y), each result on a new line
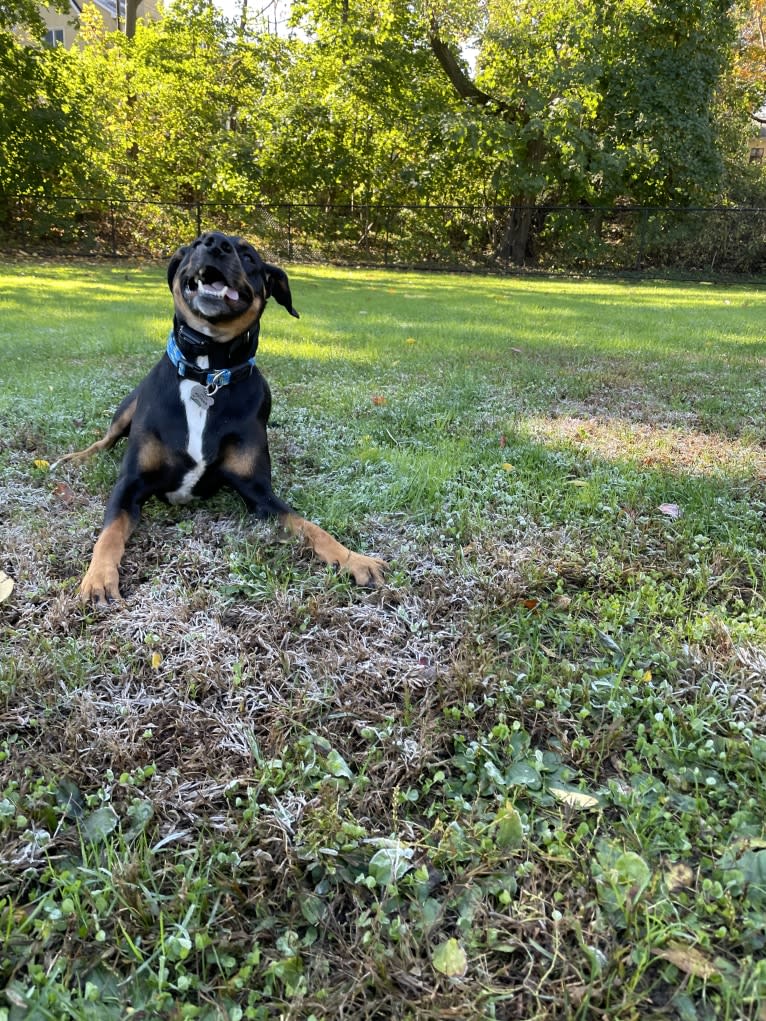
top-left (280, 512), bottom-right (387, 588)
top-left (222, 450), bottom-right (387, 588)
top-left (80, 478), bottom-right (144, 605)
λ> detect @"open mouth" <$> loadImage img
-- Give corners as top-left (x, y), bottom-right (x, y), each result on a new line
top-left (187, 265), bottom-right (240, 303)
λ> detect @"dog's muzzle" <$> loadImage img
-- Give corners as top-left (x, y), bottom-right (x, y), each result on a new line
top-left (181, 261), bottom-right (253, 317)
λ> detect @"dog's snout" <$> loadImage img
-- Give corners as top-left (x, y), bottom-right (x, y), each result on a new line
top-left (203, 234), bottom-right (233, 258)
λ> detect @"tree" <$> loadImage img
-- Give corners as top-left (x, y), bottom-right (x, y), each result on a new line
top-left (0, 36), bottom-right (105, 229)
top-left (421, 0), bottom-right (739, 261)
top-left (256, 0), bottom-right (457, 207)
top-left (0, 0), bottom-right (68, 37)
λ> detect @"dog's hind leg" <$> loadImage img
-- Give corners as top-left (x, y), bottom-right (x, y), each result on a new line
top-left (53, 391), bottom-right (139, 468)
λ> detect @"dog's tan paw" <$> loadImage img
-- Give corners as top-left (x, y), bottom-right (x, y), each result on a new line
top-left (80, 566), bottom-right (122, 607)
top-left (345, 553), bottom-right (387, 588)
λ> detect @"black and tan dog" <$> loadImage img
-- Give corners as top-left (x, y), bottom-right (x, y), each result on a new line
top-left (56, 231), bottom-right (386, 605)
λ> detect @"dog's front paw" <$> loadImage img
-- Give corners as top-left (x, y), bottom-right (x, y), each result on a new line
top-left (80, 565), bottom-right (122, 607)
top-left (345, 553), bottom-right (387, 588)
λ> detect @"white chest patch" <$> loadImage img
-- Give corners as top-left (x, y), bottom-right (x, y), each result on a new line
top-left (167, 374), bottom-right (210, 505)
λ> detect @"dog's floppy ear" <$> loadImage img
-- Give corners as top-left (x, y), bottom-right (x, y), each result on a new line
top-left (167, 245), bottom-right (189, 291)
top-left (264, 263), bottom-right (299, 318)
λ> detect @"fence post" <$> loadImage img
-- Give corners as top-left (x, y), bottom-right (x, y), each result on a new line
top-left (110, 201), bottom-right (117, 257)
top-left (287, 203), bottom-right (293, 260)
top-left (196, 201), bottom-right (202, 237)
top-left (636, 207), bottom-right (649, 271)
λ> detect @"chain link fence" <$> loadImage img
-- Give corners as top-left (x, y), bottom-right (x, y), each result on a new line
top-left (4, 195), bottom-right (766, 275)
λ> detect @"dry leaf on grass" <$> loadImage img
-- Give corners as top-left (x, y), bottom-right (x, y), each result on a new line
top-left (0, 571), bottom-right (14, 603)
top-left (664, 863), bottom-right (694, 892)
top-left (549, 786), bottom-right (600, 810)
top-left (654, 942), bottom-right (718, 980)
top-left (53, 482), bottom-right (76, 505)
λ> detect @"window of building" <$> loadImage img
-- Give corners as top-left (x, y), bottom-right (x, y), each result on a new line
top-left (749, 147), bottom-right (764, 163)
top-left (43, 28), bottom-right (65, 46)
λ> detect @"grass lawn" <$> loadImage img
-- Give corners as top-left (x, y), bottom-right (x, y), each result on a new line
top-left (2, 259), bottom-right (766, 1020)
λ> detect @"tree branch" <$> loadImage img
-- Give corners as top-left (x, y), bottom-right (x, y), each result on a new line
top-left (428, 32), bottom-right (520, 121)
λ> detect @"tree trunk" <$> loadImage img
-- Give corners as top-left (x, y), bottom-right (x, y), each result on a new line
top-left (498, 200), bottom-right (535, 266)
top-left (125, 0), bottom-right (139, 38)
top-left (427, 31), bottom-right (546, 267)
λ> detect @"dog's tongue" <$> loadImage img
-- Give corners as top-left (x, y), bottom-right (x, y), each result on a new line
top-left (199, 280), bottom-right (239, 302)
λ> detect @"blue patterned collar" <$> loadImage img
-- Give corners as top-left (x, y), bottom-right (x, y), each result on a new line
top-left (165, 330), bottom-right (256, 388)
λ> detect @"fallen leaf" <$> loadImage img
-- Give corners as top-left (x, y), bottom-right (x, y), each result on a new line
top-left (549, 786), bottom-right (600, 810)
top-left (53, 482), bottom-right (75, 505)
top-left (432, 938), bottom-right (467, 978)
top-left (729, 837), bottom-right (766, 852)
top-left (567, 984), bottom-right (589, 1006)
top-left (150, 651), bottom-right (163, 670)
top-left (664, 863), bottom-right (694, 892)
top-left (521, 598), bottom-right (539, 610)
top-left (4, 985), bottom-right (28, 1009)
top-left (659, 503), bottom-right (682, 519)
top-left (655, 942), bottom-right (718, 980)
top-left (371, 395), bottom-right (387, 406)
top-left (499, 434), bottom-right (507, 448)
top-left (0, 572), bottom-right (14, 603)
top-left (33, 459), bottom-right (50, 470)
top-left (405, 337), bottom-right (417, 345)
top-left (502, 462), bottom-right (514, 472)
top-left (567, 479), bottom-right (587, 487)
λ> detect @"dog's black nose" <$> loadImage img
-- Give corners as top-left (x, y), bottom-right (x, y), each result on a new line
top-left (203, 233), bottom-right (233, 257)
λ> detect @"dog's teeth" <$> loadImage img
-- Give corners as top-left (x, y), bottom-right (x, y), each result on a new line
top-left (190, 277), bottom-right (239, 302)
top-left (198, 281), bottom-right (226, 296)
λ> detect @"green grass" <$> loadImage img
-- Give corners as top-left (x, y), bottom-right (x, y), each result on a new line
top-left (2, 259), bottom-right (766, 1020)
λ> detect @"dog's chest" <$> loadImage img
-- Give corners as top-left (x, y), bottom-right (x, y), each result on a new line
top-left (167, 366), bottom-right (213, 504)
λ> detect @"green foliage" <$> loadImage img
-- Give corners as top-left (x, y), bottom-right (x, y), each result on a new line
top-left (1, 0), bottom-right (762, 254)
top-left (0, 38), bottom-right (103, 217)
top-left (0, 0), bottom-right (68, 36)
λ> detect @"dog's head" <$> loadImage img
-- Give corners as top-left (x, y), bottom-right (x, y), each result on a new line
top-left (168, 231), bottom-right (299, 340)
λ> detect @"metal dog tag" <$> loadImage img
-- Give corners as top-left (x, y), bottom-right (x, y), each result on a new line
top-left (189, 384), bottom-right (214, 409)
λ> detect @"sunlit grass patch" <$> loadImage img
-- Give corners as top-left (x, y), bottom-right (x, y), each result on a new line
top-left (2, 259), bottom-right (766, 1019)
top-left (524, 415), bottom-right (766, 477)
